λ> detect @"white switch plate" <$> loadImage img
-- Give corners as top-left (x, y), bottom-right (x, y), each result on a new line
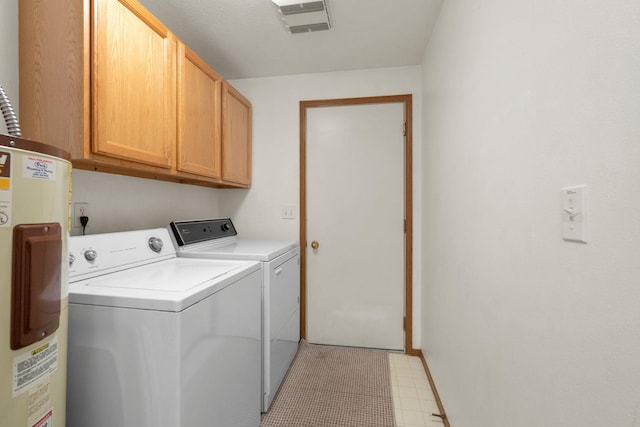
top-left (561, 185), bottom-right (587, 243)
top-left (281, 205), bottom-right (297, 219)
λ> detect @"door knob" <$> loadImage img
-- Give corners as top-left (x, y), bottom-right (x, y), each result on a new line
top-left (310, 241), bottom-right (319, 249)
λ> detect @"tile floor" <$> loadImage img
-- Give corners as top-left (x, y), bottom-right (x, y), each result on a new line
top-left (389, 353), bottom-right (445, 427)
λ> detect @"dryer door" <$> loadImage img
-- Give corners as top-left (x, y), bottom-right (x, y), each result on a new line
top-left (264, 250), bottom-right (300, 411)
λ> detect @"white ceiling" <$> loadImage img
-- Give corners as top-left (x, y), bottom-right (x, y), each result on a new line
top-left (137, 0), bottom-right (443, 80)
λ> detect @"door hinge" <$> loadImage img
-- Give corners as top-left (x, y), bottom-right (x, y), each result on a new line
top-left (403, 122), bottom-right (407, 136)
top-left (403, 316), bottom-right (406, 331)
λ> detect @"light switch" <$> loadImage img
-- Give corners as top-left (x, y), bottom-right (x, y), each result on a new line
top-left (281, 205), bottom-right (297, 219)
top-left (561, 185), bottom-right (587, 243)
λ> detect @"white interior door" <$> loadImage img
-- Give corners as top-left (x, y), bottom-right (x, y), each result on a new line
top-left (306, 102), bottom-right (405, 350)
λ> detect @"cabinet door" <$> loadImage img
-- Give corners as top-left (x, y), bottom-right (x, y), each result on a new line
top-left (92, 0), bottom-right (176, 168)
top-left (177, 42), bottom-right (222, 179)
top-left (19, 0), bottom-right (89, 158)
top-left (221, 82), bottom-right (252, 187)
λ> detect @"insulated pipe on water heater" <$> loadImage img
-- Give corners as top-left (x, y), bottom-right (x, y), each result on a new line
top-left (0, 85), bottom-right (22, 137)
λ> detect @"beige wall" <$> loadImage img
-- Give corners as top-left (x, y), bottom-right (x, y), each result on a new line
top-left (420, 0), bottom-right (640, 425)
top-left (70, 170), bottom-right (220, 235)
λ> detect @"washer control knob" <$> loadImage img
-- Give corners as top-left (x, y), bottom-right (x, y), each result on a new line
top-left (148, 237), bottom-right (164, 253)
top-left (69, 253), bottom-right (76, 266)
top-left (221, 223), bottom-right (230, 231)
top-left (84, 250), bottom-right (97, 262)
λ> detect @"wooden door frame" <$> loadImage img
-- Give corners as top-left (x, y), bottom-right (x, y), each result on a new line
top-left (299, 94), bottom-right (414, 354)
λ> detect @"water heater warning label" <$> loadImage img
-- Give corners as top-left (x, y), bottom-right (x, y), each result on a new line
top-left (0, 151), bottom-right (11, 227)
top-left (13, 337), bottom-right (58, 397)
top-left (30, 409), bottom-right (53, 427)
top-left (0, 152), bottom-right (10, 182)
top-left (28, 379), bottom-right (53, 427)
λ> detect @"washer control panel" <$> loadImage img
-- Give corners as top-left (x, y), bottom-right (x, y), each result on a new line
top-left (69, 228), bottom-right (174, 282)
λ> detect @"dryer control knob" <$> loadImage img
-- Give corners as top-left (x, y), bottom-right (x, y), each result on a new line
top-left (221, 223), bottom-right (230, 231)
top-left (84, 250), bottom-right (97, 262)
top-left (148, 237), bottom-right (164, 253)
top-left (69, 253), bottom-right (76, 266)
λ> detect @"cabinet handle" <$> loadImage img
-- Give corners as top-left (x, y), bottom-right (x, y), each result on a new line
top-left (275, 267), bottom-right (283, 276)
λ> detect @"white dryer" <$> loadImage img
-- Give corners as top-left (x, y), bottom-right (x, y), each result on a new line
top-left (67, 228), bottom-right (262, 427)
top-left (169, 218), bottom-right (300, 412)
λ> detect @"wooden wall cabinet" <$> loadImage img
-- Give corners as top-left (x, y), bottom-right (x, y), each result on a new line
top-left (19, 0), bottom-right (251, 188)
top-left (176, 43), bottom-right (252, 188)
top-left (222, 82), bottom-right (252, 187)
top-left (92, 0), bottom-right (176, 170)
top-left (177, 42), bottom-right (222, 182)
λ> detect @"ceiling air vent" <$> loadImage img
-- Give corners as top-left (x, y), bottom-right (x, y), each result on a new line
top-left (272, 0), bottom-right (332, 34)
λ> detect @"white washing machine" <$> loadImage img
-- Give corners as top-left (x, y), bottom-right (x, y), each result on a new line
top-left (169, 218), bottom-right (300, 412)
top-left (67, 228), bottom-right (262, 427)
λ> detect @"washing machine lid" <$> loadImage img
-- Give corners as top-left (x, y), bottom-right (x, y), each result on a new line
top-left (177, 239), bottom-right (298, 262)
top-left (69, 258), bottom-right (260, 312)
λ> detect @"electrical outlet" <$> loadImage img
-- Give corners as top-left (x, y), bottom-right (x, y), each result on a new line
top-left (73, 202), bottom-right (89, 228)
